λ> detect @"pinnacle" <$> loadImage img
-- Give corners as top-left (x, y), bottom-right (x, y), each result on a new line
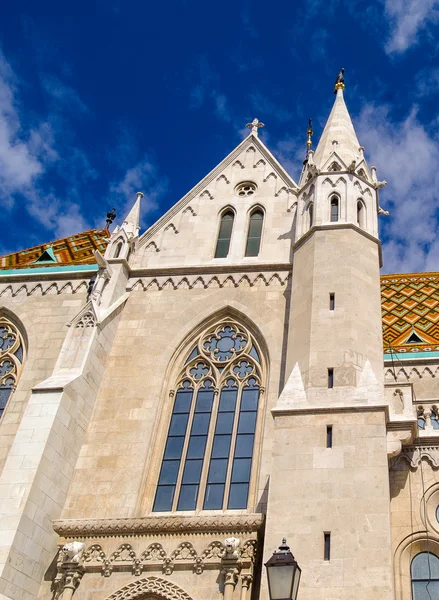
top-left (313, 88), bottom-right (362, 170)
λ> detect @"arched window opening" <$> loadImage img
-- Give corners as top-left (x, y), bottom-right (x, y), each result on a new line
top-left (245, 209), bottom-right (264, 257)
top-left (308, 203), bottom-right (314, 228)
top-left (411, 552), bottom-right (439, 599)
top-left (113, 241), bottom-right (123, 258)
top-left (215, 211), bottom-right (234, 258)
top-left (330, 197), bottom-right (339, 222)
top-left (357, 200), bottom-right (366, 229)
top-left (0, 318), bottom-right (24, 420)
top-left (153, 319), bottom-right (263, 512)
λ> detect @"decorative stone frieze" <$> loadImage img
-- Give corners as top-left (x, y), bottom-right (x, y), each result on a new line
top-left (64, 537), bottom-right (258, 579)
top-left (0, 280), bottom-right (90, 297)
top-left (128, 272), bottom-right (290, 292)
top-left (53, 514), bottom-right (264, 537)
top-left (390, 445), bottom-right (439, 469)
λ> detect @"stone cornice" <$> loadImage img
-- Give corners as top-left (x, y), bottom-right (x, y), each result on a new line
top-left (53, 514), bottom-right (265, 538)
top-left (293, 223), bottom-right (383, 267)
top-left (129, 262), bottom-right (292, 278)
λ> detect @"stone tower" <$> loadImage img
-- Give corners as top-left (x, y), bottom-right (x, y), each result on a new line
top-left (263, 83), bottom-right (394, 598)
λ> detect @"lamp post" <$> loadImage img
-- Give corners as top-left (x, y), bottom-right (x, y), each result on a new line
top-left (265, 539), bottom-right (301, 600)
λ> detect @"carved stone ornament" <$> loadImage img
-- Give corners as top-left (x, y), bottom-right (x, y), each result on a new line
top-left (73, 538), bottom-right (257, 578)
top-left (53, 514), bottom-right (264, 537)
top-left (106, 576), bottom-right (193, 600)
top-left (52, 542), bottom-right (86, 600)
top-left (390, 445), bottom-right (439, 469)
top-left (224, 537), bottom-right (240, 558)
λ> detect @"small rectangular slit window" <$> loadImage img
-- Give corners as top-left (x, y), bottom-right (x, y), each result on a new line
top-left (324, 532), bottom-right (331, 561)
top-left (326, 425), bottom-right (333, 448)
top-left (329, 293), bottom-right (335, 310)
top-left (328, 368), bottom-right (334, 389)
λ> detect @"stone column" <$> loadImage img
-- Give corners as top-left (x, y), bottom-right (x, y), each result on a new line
top-left (54, 562), bottom-right (84, 600)
top-left (221, 564), bottom-right (240, 600)
top-left (240, 574), bottom-right (253, 600)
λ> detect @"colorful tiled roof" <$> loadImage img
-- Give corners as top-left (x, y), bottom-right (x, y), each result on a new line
top-left (0, 229), bottom-right (109, 270)
top-left (381, 272), bottom-right (439, 354)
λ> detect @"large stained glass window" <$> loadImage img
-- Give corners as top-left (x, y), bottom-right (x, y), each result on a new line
top-left (0, 318), bottom-right (24, 419)
top-left (153, 319), bottom-right (263, 512)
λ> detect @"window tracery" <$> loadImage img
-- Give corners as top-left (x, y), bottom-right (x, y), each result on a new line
top-left (0, 318), bottom-right (24, 419)
top-left (411, 552), bottom-right (439, 599)
top-left (153, 319), bottom-right (263, 513)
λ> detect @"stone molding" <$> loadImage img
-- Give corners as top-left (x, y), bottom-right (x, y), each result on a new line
top-left (70, 539), bottom-right (257, 578)
top-left (53, 514), bottom-right (264, 538)
top-left (106, 576), bottom-right (193, 600)
top-left (390, 445), bottom-right (439, 469)
top-left (128, 272), bottom-right (290, 292)
top-left (385, 365), bottom-right (439, 381)
top-left (0, 280), bottom-right (89, 297)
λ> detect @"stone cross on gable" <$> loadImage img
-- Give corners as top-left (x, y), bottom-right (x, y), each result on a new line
top-left (246, 118), bottom-right (265, 136)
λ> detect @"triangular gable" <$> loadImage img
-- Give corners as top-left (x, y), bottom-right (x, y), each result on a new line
top-left (138, 133), bottom-right (298, 248)
top-left (320, 151), bottom-right (349, 172)
top-left (391, 327), bottom-right (438, 348)
top-left (35, 247), bottom-right (57, 263)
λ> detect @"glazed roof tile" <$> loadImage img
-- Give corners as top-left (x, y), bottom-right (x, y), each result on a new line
top-left (381, 272), bottom-right (439, 354)
top-left (0, 229), bottom-right (109, 270)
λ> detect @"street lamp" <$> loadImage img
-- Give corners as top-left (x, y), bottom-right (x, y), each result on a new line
top-left (265, 539), bottom-right (301, 600)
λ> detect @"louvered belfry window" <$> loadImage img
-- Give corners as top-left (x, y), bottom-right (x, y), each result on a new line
top-left (153, 319), bottom-right (263, 512)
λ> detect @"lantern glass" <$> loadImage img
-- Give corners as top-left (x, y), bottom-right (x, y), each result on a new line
top-left (267, 563), bottom-right (295, 600)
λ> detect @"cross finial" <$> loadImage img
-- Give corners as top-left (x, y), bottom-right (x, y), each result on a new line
top-left (306, 118), bottom-right (313, 150)
top-left (246, 118), bottom-right (265, 136)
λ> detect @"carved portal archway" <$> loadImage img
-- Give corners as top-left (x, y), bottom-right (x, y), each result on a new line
top-left (106, 577), bottom-right (193, 600)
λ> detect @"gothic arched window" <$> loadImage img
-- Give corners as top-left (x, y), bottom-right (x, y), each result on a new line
top-left (215, 211), bottom-right (235, 258)
top-left (153, 319), bottom-right (264, 512)
top-left (245, 209), bottom-right (264, 257)
top-left (411, 552), bottom-right (439, 599)
top-left (330, 196), bottom-right (339, 222)
top-left (357, 200), bottom-right (366, 229)
top-left (0, 318), bottom-right (24, 419)
top-left (113, 241), bottom-right (123, 258)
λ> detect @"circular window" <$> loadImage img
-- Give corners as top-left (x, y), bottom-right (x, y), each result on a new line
top-left (235, 181), bottom-right (257, 197)
top-left (436, 505), bottom-right (439, 524)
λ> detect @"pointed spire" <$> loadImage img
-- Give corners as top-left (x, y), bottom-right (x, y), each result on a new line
top-left (122, 192), bottom-right (143, 238)
top-left (313, 76), bottom-right (362, 170)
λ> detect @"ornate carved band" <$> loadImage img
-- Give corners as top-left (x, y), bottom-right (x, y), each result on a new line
top-left (53, 514), bottom-right (265, 538)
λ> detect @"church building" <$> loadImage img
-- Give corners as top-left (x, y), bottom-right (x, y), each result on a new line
top-left (0, 76), bottom-right (438, 600)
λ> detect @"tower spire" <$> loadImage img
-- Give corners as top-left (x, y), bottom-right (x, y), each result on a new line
top-left (122, 192), bottom-right (143, 238)
top-left (313, 70), bottom-right (361, 170)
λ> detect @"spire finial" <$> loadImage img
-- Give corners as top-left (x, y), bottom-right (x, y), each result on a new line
top-left (306, 118), bottom-right (313, 150)
top-left (246, 118), bottom-right (265, 137)
top-left (106, 208), bottom-right (116, 229)
top-left (334, 68), bottom-right (345, 94)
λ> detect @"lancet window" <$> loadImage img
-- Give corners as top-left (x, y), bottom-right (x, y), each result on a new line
top-left (0, 318), bottom-right (24, 419)
top-left (153, 319), bottom-right (264, 512)
top-left (245, 209), bottom-right (264, 257)
top-left (330, 196), bottom-right (339, 222)
top-left (411, 552), bottom-right (439, 600)
top-left (357, 200), bottom-right (365, 229)
top-left (215, 211), bottom-right (234, 258)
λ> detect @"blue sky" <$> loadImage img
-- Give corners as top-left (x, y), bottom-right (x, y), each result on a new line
top-left (1, 0), bottom-right (439, 273)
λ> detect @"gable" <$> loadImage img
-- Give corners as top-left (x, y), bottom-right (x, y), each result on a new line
top-left (132, 134), bottom-right (299, 269)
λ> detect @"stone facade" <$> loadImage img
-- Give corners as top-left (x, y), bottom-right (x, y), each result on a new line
top-left (0, 86), bottom-right (437, 600)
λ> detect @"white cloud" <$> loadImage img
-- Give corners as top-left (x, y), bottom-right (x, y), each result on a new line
top-left (384, 0), bottom-right (439, 54)
top-left (356, 102), bottom-right (439, 273)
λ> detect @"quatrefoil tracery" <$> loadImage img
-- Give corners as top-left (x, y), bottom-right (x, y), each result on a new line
top-left (0, 320), bottom-right (23, 389)
top-left (177, 320), bottom-right (261, 390)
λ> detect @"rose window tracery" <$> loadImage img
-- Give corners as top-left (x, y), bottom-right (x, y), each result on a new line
top-left (153, 318), bottom-right (263, 513)
top-left (0, 318), bottom-right (24, 419)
